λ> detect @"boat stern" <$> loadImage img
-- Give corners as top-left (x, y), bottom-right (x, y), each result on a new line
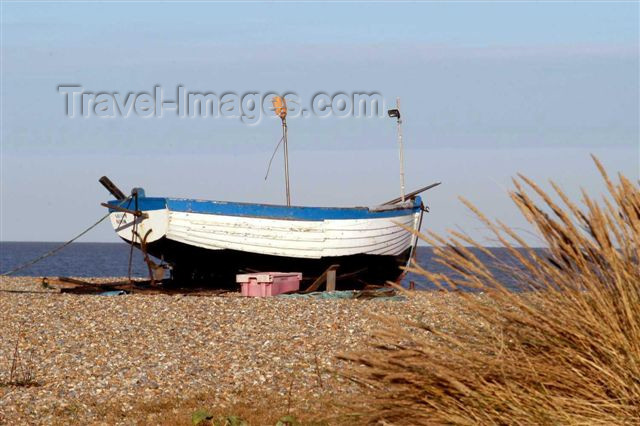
top-left (107, 196), bottom-right (169, 245)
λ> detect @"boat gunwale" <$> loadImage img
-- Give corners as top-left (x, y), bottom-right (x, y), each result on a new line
top-left (107, 196), bottom-right (422, 221)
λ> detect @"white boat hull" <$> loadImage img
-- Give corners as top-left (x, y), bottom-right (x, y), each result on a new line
top-left (107, 196), bottom-right (424, 285)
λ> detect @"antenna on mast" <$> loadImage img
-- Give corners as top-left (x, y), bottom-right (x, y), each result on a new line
top-left (272, 96), bottom-right (291, 206)
top-left (388, 97), bottom-right (406, 202)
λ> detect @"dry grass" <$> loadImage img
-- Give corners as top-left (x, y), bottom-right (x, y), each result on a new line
top-left (61, 386), bottom-right (345, 426)
top-left (1, 323), bottom-right (39, 388)
top-left (341, 156), bottom-right (640, 425)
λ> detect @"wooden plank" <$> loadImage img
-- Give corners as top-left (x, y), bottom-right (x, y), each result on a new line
top-left (99, 176), bottom-right (126, 200)
top-left (326, 269), bottom-right (336, 291)
top-left (302, 264), bottom-right (339, 293)
top-left (382, 182), bottom-right (441, 205)
top-left (101, 203), bottom-right (148, 218)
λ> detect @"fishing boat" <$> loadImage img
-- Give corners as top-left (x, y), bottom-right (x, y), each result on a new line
top-left (101, 98), bottom-right (438, 287)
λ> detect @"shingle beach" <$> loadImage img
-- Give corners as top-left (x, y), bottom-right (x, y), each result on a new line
top-left (0, 276), bottom-right (469, 425)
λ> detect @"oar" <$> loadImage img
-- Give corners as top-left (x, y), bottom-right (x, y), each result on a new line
top-left (382, 182), bottom-right (441, 205)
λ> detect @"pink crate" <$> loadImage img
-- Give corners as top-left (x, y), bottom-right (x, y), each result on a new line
top-left (236, 272), bottom-right (302, 297)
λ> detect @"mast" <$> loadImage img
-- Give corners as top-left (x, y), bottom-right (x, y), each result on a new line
top-left (272, 96), bottom-right (291, 206)
top-left (388, 97), bottom-right (406, 202)
top-left (282, 116), bottom-right (291, 206)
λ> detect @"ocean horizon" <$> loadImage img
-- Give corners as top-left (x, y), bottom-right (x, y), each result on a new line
top-left (0, 241), bottom-right (537, 290)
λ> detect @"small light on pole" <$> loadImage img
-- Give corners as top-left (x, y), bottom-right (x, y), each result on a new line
top-left (387, 109), bottom-right (400, 119)
top-left (388, 98), bottom-right (405, 203)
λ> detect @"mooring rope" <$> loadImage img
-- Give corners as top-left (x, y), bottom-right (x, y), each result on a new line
top-left (1, 198), bottom-right (131, 277)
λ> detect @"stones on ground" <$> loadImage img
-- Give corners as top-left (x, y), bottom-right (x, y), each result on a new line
top-left (0, 276), bottom-right (469, 424)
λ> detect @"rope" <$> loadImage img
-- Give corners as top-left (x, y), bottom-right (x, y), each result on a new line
top-left (264, 135), bottom-right (284, 181)
top-left (127, 216), bottom-right (138, 282)
top-left (1, 198), bottom-right (131, 277)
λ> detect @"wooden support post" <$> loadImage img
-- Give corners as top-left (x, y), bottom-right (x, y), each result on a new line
top-left (302, 264), bottom-right (340, 293)
top-left (326, 269), bottom-right (336, 292)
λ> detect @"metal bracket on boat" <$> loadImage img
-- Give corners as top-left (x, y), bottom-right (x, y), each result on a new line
top-left (100, 203), bottom-right (149, 219)
top-left (134, 229), bottom-right (167, 286)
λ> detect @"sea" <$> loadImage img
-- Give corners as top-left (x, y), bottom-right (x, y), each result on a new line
top-left (0, 242), bottom-right (531, 291)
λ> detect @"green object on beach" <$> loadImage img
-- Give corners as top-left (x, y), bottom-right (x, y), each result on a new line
top-left (192, 412), bottom-right (248, 426)
top-left (276, 415), bottom-right (300, 426)
top-left (216, 416), bottom-right (248, 426)
top-left (191, 410), bottom-right (213, 425)
top-left (278, 290), bottom-right (406, 301)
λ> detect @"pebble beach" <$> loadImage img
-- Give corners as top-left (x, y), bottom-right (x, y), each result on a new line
top-left (0, 276), bottom-right (469, 425)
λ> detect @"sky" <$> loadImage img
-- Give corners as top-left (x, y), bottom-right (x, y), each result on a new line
top-left (1, 1), bottom-right (639, 245)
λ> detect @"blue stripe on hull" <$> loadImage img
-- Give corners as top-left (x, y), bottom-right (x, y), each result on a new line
top-left (108, 196), bottom-right (422, 221)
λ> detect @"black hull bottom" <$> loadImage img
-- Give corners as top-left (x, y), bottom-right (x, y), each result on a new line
top-left (140, 237), bottom-right (412, 289)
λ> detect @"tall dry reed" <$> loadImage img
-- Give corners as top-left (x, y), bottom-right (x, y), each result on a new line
top-left (342, 156), bottom-right (640, 425)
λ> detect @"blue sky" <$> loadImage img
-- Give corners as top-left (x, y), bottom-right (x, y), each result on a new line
top-left (1, 1), bottom-right (638, 243)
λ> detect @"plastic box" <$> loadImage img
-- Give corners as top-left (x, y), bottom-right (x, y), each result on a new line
top-left (236, 272), bottom-right (302, 297)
